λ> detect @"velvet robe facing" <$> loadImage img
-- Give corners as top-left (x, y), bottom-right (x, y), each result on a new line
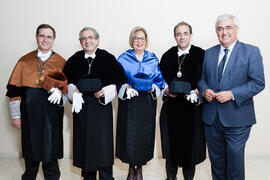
top-left (159, 45), bottom-right (206, 167)
top-left (63, 49), bottom-right (126, 171)
top-left (116, 49), bottom-right (165, 165)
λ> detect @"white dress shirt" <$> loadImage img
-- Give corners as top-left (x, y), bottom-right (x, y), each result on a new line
top-left (37, 49), bottom-right (52, 61)
top-left (218, 40), bottom-right (237, 74)
top-left (177, 44), bottom-right (191, 57)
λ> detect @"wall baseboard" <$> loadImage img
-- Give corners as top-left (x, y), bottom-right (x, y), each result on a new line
top-left (1, 153), bottom-right (270, 159)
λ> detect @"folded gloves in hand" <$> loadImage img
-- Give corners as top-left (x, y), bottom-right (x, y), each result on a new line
top-left (48, 87), bottom-right (62, 104)
top-left (126, 88), bottom-right (139, 99)
top-left (186, 90), bottom-right (198, 103)
top-left (72, 92), bottom-right (84, 113)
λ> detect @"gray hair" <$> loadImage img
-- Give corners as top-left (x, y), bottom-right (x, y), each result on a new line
top-left (215, 14), bottom-right (239, 30)
top-left (174, 21), bottom-right (193, 36)
top-left (79, 27), bottom-right (99, 41)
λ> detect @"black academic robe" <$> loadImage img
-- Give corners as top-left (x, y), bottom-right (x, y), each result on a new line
top-left (116, 94), bottom-right (157, 165)
top-left (116, 50), bottom-right (165, 166)
top-left (159, 45), bottom-right (206, 167)
top-left (6, 51), bottom-right (66, 163)
top-left (20, 88), bottom-right (64, 162)
top-left (63, 49), bottom-right (126, 171)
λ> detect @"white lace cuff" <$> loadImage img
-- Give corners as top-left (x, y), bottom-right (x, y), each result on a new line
top-left (103, 84), bottom-right (117, 105)
top-left (9, 100), bottom-right (21, 119)
top-left (118, 84), bottom-right (129, 100)
top-left (67, 83), bottom-right (77, 101)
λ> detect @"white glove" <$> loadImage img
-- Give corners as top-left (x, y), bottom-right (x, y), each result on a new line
top-left (72, 92), bottom-right (84, 113)
top-left (48, 88), bottom-right (62, 104)
top-left (186, 90), bottom-right (198, 103)
top-left (126, 88), bottom-right (139, 99)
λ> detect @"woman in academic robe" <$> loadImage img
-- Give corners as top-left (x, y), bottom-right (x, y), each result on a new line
top-left (116, 27), bottom-right (165, 180)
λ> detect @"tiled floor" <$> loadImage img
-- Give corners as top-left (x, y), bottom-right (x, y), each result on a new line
top-left (0, 157), bottom-right (269, 180)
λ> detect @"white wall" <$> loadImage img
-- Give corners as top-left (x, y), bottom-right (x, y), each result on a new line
top-left (0, 0), bottom-right (269, 158)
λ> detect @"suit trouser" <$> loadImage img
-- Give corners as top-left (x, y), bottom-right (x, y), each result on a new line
top-left (21, 159), bottom-right (60, 180)
top-left (166, 160), bottom-right (195, 180)
top-left (204, 116), bottom-right (251, 180)
top-left (82, 166), bottom-right (114, 180)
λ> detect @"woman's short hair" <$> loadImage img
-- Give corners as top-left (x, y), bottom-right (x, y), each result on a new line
top-left (129, 27), bottom-right (148, 48)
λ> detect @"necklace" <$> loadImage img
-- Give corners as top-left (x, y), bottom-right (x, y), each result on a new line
top-left (177, 54), bottom-right (187, 78)
top-left (87, 57), bottom-right (94, 75)
top-left (36, 56), bottom-right (49, 85)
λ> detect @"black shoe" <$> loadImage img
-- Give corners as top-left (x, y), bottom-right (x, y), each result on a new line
top-left (183, 167), bottom-right (195, 180)
top-left (166, 177), bottom-right (176, 180)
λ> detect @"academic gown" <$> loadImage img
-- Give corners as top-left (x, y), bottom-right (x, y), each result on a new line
top-left (116, 49), bottom-right (165, 165)
top-left (159, 45), bottom-right (206, 167)
top-left (6, 50), bottom-right (66, 163)
top-left (63, 49), bottom-right (127, 171)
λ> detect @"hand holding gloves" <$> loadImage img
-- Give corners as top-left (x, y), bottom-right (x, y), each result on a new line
top-left (72, 92), bottom-right (84, 113)
top-left (48, 88), bottom-right (62, 104)
top-left (186, 90), bottom-right (198, 103)
top-left (126, 88), bottom-right (139, 99)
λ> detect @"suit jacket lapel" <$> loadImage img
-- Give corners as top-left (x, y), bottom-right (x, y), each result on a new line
top-left (220, 40), bottom-right (240, 84)
top-left (212, 45), bottom-right (221, 85)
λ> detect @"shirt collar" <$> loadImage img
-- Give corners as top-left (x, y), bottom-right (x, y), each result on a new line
top-left (177, 44), bottom-right (191, 57)
top-left (37, 49), bottom-right (52, 61)
top-left (84, 50), bottom-right (96, 59)
top-left (220, 40), bottom-right (237, 53)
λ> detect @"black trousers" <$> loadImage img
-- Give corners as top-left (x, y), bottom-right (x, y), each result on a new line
top-left (166, 160), bottom-right (195, 180)
top-left (21, 159), bottom-right (60, 180)
top-left (82, 166), bottom-right (114, 180)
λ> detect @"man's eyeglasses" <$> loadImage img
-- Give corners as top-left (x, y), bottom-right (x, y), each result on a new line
top-left (80, 36), bottom-right (97, 42)
top-left (217, 26), bottom-right (235, 32)
top-left (37, 34), bottom-right (54, 40)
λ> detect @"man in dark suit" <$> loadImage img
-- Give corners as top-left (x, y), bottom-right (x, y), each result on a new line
top-left (198, 14), bottom-right (265, 180)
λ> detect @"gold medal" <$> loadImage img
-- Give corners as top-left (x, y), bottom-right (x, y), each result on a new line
top-left (36, 52), bottom-right (49, 84)
top-left (39, 75), bottom-right (45, 81)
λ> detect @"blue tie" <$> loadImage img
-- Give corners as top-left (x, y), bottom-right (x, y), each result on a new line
top-left (218, 48), bottom-right (229, 83)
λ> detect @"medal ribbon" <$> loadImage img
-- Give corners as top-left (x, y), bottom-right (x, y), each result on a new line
top-left (36, 53), bottom-right (50, 84)
top-left (177, 54), bottom-right (187, 77)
